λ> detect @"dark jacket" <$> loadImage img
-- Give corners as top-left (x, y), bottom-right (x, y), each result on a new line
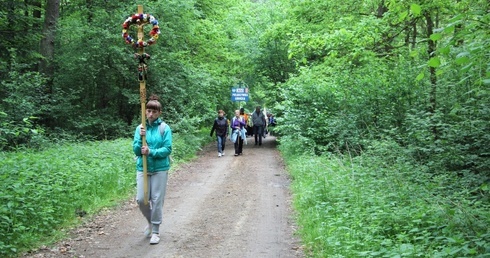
top-left (210, 117), bottom-right (228, 137)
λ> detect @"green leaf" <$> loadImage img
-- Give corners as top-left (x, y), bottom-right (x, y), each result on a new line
top-left (439, 46), bottom-right (450, 55)
top-left (428, 57), bottom-right (441, 68)
top-left (455, 56), bottom-right (470, 65)
top-left (456, 51), bottom-right (470, 58)
top-left (416, 72), bottom-right (425, 81)
top-left (461, 63), bottom-right (473, 72)
top-left (481, 184), bottom-right (489, 191)
top-left (449, 14), bottom-right (464, 23)
top-left (444, 25), bottom-right (455, 34)
top-left (399, 11), bottom-right (408, 21)
top-left (430, 33), bottom-right (442, 42)
top-left (410, 4), bottom-right (421, 15)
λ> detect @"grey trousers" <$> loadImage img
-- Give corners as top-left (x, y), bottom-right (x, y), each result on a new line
top-left (136, 171), bottom-right (168, 234)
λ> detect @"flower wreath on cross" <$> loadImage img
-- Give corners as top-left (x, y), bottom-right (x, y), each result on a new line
top-left (122, 13), bottom-right (160, 48)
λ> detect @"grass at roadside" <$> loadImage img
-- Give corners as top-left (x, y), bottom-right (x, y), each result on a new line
top-left (279, 136), bottom-right (490, 257)
top-left (0, 129), bottom-right (211, 257)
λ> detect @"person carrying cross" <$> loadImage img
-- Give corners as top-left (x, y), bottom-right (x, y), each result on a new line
top-left (133, 95), bottom-right (172, 245)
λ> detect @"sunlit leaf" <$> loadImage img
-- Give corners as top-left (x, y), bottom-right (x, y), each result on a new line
top-left (399, 11), bottom-right (408, 21)
top-left (410, 4), bottom-right (421, 15)
top-left (428, 57), bottom-right (441, 68)
top-left (444, 25), bottom-right (455, 33)
top-left (430, 33), bottom-right (442, 41)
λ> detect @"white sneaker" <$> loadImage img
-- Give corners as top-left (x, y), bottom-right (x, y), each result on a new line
top-left (144, 224), bottom-right (151, 238)
top-left (222, 152), bottom-right (225, 156)
top-left (150, 233), bottom-right (160, 245)
top-left (218, 152), bottom-right (222, 157)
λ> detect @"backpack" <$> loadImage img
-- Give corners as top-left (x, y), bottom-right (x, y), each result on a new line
top-left (140, 121), bottom-right (167, 136)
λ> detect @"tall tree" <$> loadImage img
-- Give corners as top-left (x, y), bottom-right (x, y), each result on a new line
top-left (424, 9), bottom-right (439, 140)
top-left (39, 0), bottom-right (59, 77)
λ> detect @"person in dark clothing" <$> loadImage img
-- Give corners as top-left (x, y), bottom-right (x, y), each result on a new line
top-left (210, 110), bottom-right (228, 157)
top-left (251, 106), bottom-right (266, 146)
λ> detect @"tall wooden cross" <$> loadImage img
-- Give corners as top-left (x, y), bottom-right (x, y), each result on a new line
top-left (137, 5), bottom-right (149, 205)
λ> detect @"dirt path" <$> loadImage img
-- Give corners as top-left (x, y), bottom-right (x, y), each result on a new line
top-left (23, 136), bottom-right (304, 258)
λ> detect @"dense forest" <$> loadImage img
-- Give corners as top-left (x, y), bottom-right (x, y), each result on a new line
top-left (1, 0), bottom-right (489, 256)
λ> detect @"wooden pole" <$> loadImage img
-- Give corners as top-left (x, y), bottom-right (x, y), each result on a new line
top-left (137, 5), bottom-right (149, 205)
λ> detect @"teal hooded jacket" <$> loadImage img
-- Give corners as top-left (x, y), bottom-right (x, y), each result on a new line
top-left (133, 118), bottom-right (172, 172)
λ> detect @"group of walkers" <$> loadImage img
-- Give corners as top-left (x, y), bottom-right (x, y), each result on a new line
top-left (131, 97), bottom-right (277, 246)
top-left (209, 106), bottom-right (276, 157)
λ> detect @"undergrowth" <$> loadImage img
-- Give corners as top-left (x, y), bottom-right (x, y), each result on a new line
top-left (0, 129), bottom-right (211, 257)
top-left (279, 136), bottom-right (490, 257)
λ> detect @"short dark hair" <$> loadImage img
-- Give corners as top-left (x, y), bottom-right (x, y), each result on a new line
top-left (146, 94), bottom-right (162, 111)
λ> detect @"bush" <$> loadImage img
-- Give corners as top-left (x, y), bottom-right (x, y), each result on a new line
top-left (279, 138), bottom-right (490, 257)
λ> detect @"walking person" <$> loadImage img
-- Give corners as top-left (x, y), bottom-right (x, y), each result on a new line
top-left (240, 108), bottom-right (249, 132)
top-left (132, 95), bottom-right (172, 245)
top-left (210, 110), bottom-right (228, 157)
top-left (252, 106), bottom-right (266, 146)
top-left (268, 114), bottom-right (276, 136)
top-left (231, 109), bottom-right (246, 156)
top-left (246, 112), bottom-right (254, 137)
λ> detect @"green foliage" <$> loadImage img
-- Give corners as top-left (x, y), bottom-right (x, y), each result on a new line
top-left (0, 1), bottom-right (43, 76)
top-left (171, 127), bottom-right (214, 165)
top-left (0, 114), bottom-right (46, 151)
top-left (279, 138), bottom-right (490, 257)
top-left (0, 139), bottom-right (134, 257)
top-left (0, 52), bottom-right (48, 150)
top-left (1, 0), bottom-right (288, 143)
top-left (265, 0), bottom-right (489, 176)
top-left (270, 4), bottom-right (490, 254)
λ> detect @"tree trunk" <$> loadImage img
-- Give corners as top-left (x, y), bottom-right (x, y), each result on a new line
top-left (39, 0), bottom-right (60, 77)
top-left (425, 11), bottom-right (438, 140)
top-left (39, 0), bottom-right (60, 129)
top-left (411, 22), bottom-right (417, 49)
top-left (376, 0), bottom-right (387, 18)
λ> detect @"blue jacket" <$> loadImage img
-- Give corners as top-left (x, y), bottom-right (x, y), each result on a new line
top-left (133, 118), bottom-right (172, 172)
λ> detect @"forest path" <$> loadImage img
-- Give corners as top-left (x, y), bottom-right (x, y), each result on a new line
top-left (24, 135), bottom-right (304, 258)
